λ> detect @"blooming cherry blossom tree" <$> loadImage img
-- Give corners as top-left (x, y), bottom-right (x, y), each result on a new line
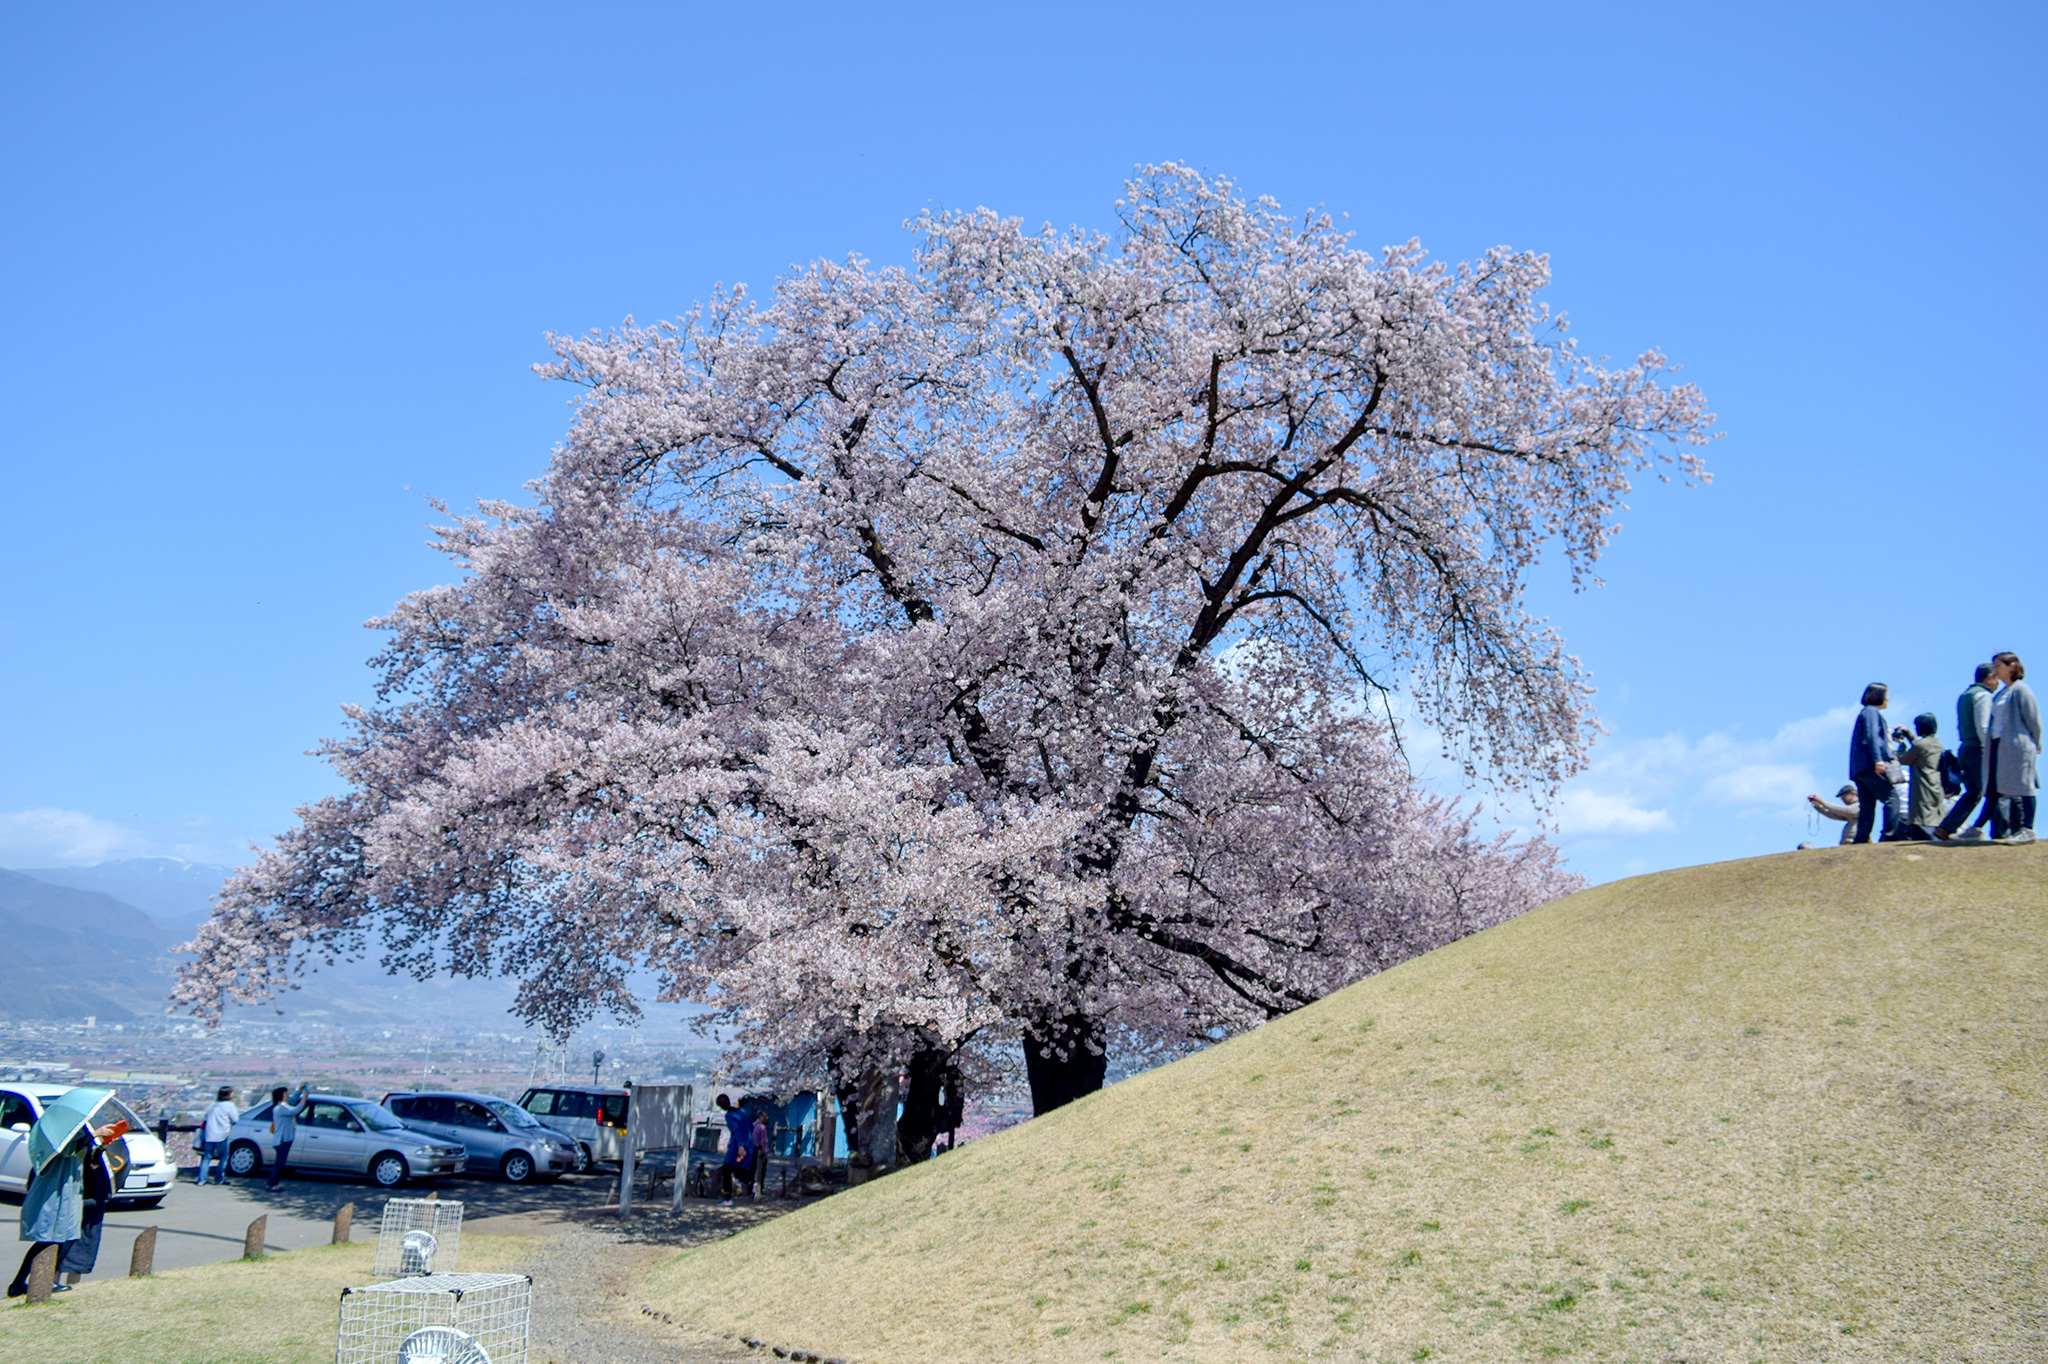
top-left (178, 167), bottom-right (1709, 1124)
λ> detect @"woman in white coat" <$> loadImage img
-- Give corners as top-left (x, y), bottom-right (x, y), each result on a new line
top-left (1988, 652), bottom-right (2040, 843)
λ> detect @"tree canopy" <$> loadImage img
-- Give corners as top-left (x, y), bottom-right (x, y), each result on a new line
top-left (178, 167), bottom-right (1710, 1127)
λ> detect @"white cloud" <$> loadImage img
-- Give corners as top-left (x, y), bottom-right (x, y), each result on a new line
top-left (0, 808), bottom-right (150, 866)
top-left (1557, 789), bottom-right (1675, 835)
top-left (1700, 762), bottom-right (1815, 807)
top-left (1549, 704), bottom-right (1855, 840)
top-left (1771, 706), bottom-right (1857, 752)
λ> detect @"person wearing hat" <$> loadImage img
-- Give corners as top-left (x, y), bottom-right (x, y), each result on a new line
top-left (1807, 784), bottom-right (1863, 844)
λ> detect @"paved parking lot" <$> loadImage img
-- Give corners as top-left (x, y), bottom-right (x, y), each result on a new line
top-left (2, 1159), bottom-right (625, 1282)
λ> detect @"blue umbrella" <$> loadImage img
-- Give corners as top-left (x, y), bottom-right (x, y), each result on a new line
top-left (28, 1087), bottom-right (114, 1174)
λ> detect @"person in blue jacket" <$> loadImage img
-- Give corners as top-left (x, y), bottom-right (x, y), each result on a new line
top-left (713, 1093), bottom-right (754, 1206)
top-left (265, 1084), bottom-right (308, 1190)
top-left (1848, 682), bottom-right (1896, 844)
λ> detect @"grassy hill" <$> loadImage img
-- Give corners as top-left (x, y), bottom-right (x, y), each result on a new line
top-left (646, 844), bottom-right (2048, 1362)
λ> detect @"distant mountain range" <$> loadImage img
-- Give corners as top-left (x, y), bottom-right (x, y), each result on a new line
top-left (0, 868), bottom-right (181, 1021)
top-left (17, 856), bottom-right (231, 936)
top-left (0, 859), bottom-right (522, 1024)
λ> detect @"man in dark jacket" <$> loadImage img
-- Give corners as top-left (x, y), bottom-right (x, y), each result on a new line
top-left (1936, 664), bottom-right (1996, 842)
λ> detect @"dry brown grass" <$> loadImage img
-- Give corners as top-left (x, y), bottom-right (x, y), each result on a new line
top-left (0, 1232), bottom-right (541, 1364)
top-left (644, 844), bottom-right (2048, 1363)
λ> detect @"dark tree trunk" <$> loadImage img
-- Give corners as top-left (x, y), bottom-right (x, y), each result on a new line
top-left (1024, 1012), bottom-right (1107, 1116)
top-left (894, 1046), bottom-right (952, 1165)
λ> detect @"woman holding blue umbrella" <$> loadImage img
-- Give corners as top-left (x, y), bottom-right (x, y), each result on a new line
top-left (7, 1089), bottom-right (122, 1297)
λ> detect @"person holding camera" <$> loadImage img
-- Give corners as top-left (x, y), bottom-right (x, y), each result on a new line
top-left (1899, 713), bottom-right (1947, 841)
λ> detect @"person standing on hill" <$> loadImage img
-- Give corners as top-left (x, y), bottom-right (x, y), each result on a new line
top-left (1936, 664), bottom-right (1997, 843)
top-left (1848, 683), bottom-right (1895, 844)
top-left (196, 1086), bottom-right (237, 1185)
top-left (1988, 652), bottom-right (2040, 844)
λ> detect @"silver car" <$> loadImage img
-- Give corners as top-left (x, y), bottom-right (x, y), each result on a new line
top-left (224, 1094), bottom-right (465, 1189)
top-left (382, 1091), bottom-right (580, 1184)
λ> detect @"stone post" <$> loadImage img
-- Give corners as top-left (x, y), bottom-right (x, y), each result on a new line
top-left (332, 1202), bottom-right (354, 1244)
top-left (129, 1226), bottom-right (157, 1277)
top-left (24, 1244), bottom-right (57, 1302)
top-left (243, 1214), bottom-right (267, 1259)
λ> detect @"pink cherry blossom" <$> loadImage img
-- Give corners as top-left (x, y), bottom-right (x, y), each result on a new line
top-left (177, 166), bottom-right (1709, 1129)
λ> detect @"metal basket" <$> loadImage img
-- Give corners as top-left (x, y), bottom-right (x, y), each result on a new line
top-left (335, 1272), bottom-right (531, 1364)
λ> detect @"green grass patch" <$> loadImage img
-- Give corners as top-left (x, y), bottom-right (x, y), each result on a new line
top-left (0, 1234), bottom-right (538, 1364)
top-left (639, 846), bottom-right (2048, 1363)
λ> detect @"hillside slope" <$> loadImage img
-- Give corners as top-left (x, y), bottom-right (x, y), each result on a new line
top-left (647, 845), bottom-right (2047, 1362)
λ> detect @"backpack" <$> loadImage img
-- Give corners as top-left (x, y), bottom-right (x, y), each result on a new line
top-left (1938, 749), bottom-right (1966, 798)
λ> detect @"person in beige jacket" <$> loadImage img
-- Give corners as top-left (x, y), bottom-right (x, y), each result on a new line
top-left (1806, 784), bottom-right (1862, 845)
top-left (1902, 713), bottom-right (1947, 839)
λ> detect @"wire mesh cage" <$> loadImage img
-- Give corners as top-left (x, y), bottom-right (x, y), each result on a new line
top-left (335, 1272), bottom-right (531, 1364)
top-left (373, 1198), bottom-right (465, 1278)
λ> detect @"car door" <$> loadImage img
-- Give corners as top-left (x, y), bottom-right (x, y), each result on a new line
top-left (399, 1096), bottom-right (454, 1146)
top-left (0, 1089), bottom-right (36, 1195)
top-left (448, 1099), bottom-right (507, 1168)
top-left (293, 1100), bottom-right (359, 1170)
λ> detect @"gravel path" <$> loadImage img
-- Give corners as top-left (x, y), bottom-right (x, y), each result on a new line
top-left (468, 1200), bottom-right (795, 1364)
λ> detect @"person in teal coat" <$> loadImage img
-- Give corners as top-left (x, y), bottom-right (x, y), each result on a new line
top-left (8, 1123), bottom-right (118, 1297)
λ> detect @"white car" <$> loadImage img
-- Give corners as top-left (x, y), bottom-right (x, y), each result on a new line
top-left (0, 1084), bottom-right (178, 1209)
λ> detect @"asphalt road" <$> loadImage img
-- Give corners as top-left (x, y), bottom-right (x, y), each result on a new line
top-left (2, 1159), bottom-right (626, 1284)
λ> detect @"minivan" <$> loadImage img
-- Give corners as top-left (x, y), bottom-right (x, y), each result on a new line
top-left (515, 1084), bottom-right (629, 1169)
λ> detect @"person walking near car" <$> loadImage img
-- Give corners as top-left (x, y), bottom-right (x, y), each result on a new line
top-left (266, 1084), bottom-right (307, 1190)
top-left (1988, 652), bottom-right (2040, 844)
top-left (1936, 664), bottom-right (1997, 842)
top-left (713, 1093), bottom-right (753, 1206)
top-left (197, 1086), bottom-right (238, 1185)
top-left (1848, 683), bottom-right (1895, 844)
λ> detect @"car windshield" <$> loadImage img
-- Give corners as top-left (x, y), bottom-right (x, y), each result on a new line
top-left (97, 1097), bottom-right (146, 1132)
top-left (488, 1101), bottom-right (541, 1129)
top-left (348, 1102), bottom-right (406, 1132)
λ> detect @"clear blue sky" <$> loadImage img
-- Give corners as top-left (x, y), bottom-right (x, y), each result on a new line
top-left (2, 2), bottom-right (2041, 886)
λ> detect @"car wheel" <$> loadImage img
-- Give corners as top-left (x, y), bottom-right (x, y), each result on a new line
top-left (227, 1142), bottom-right (262, 1176)
top-left (500, 1151), bottom-right (534, 1184)
top-left (370, 1153), bottom-right (410, 1188)
top-left (571, 1142), bottom-right (592, 1174)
